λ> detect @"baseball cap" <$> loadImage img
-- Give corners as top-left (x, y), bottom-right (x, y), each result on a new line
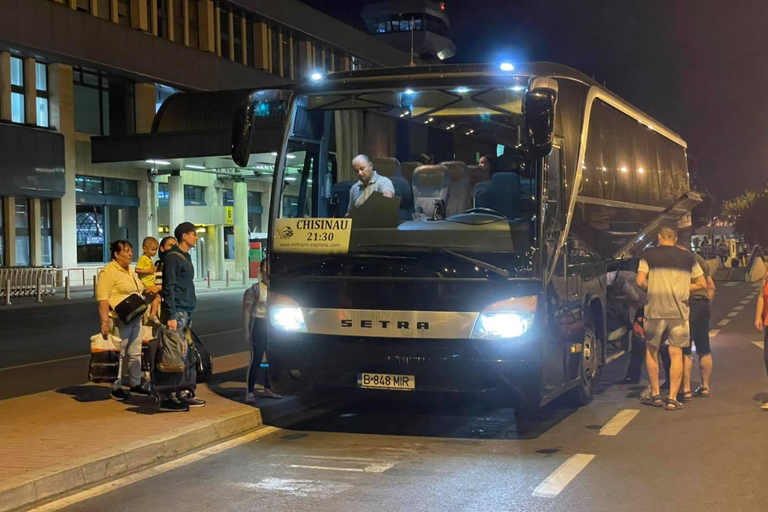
top-left (174, 222), bottom-right (197, 241)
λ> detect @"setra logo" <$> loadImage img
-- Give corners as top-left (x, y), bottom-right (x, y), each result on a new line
top-left (341, 319), bottom-right (430, 330)
top-left (276, 226), bottom-right (294, 239)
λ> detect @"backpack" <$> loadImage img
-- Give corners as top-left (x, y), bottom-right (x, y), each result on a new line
top-left (157, 327), bottom-right (188, 373)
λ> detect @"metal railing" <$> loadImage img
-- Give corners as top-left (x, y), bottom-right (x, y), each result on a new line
top-left (0, 267), bottom-right (57, 299)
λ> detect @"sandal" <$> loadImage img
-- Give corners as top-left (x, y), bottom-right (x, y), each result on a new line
top-left (680, 391), bottom-right (693, 402)
top-left (695, 386), bottom-right (711, 398)
top-left (644, 394), bottom-right (664, 407)
top-left (665, 398), bottom-right (684, 411)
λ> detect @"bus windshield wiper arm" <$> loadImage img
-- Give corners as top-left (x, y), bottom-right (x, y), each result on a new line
top-left (282, 253), bottom-right (417, 274)
top-left (358, 244), bottom-right (510, 278)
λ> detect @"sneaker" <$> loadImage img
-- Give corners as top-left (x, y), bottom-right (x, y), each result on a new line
top-left (130, 386), bottom-right (150, 396)
top-left (182, 395), bottom-right (206, 408)
top-left (110, 388), bottom-right (131, 402)
top-left (245, 392), bottom-right (255, 404)
top-left (159, 397), bottom-right (189, 412)
top-left (258, 389), bottom-right (283, 399)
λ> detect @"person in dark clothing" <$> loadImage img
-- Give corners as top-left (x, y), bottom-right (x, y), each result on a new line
top-left (158, 222), bottom-right (205, 412)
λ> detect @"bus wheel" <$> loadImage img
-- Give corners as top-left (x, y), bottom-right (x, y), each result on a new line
top-left (568, 317), bottom-right (602, 406)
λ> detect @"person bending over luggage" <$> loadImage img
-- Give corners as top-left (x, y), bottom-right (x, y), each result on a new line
top-left (346, 154), bottom-right (395, 216)
top-left (244, 259), bottom-right (281, 403)
top-left (96, 240), bottom-right (161, 402)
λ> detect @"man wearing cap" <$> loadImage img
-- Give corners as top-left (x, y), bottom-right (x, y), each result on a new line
top-left (159, 222), bottom-right (205, 411)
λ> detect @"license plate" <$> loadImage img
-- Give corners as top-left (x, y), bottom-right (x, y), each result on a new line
top-left (357, 373), bottom-right (415, 391)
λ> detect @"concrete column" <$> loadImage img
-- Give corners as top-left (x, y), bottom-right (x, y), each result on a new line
top-left (182, 0), bottom-right (190, 46)
top-left (130, 0), bottom-right (148, 31)
top-left (91, 0), bottom-right (99, 17)
top-left (30, 198), bottom-right (42, 267)
top-left (2, 198), bottom-right (15, 267)
top-left (134, 82), bottom-right (156, 134)
top-left (240, 16), bottom-right (247, 64)
top-left (228, 12), bottom-right (235, 61)
top-left (253, 21), bottom-right (269, 71)
top-left (138, 172), bottom-right (157, 249)
top-left (214, 6), bottom-right (221, 57)
top-left (24, 58), bottom-right (36, 125)
top-left (213, 225), bottom-right (224, 280)
top-left (167, 0), bottom-right (175, 41)
top-left (233, 180), bottom-right (248, 275)
top-left (49, 64), bottom-right (77, 269)
top-left (298, 41), bottom-right (313, 79)
top-left (259, 188), bottom-right (270, 233)
top-left (288, 34), bottom-right (295, 80)
top-left (110, 0), bottom-right (119, 23)
top-left (197, 0), bottom-right (215, 53)
top-left (0, 52), bottom-right (11, 122)
top-left (68, 0), bottom-right (77, 9)
top-left (341, 55), bottom-right (351, 72)
top-left (168, 172), bottom-right (185, 234)
top-left (205, 225), bottom-right (217, 279)
top-left (150, 0), bottom-right (158, 36)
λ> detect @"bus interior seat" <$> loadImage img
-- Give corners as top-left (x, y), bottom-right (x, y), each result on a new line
top-left (412, 165), bottom-right (450, 219)
top-left (467, 164), bottom-right (490, 203)
top-left (390, 176), bottom-right (415, 221)
top-left (332, 180), bottom-right (356, 217)
top-left (519, 177), bottom-right (534, 197)
top-left (401, 161), bottom-right (420, 183)
top-left (372, 157), bottom-right (402, 177)
top-left (474, 172), bottom-right (521, 219)
top-left (439, 161), bottom-right (471, 216)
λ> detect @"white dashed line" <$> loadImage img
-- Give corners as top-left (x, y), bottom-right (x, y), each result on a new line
top-left (718, 319), bottom-right (731, 326)
top-left (709, 329), bottom-right (720, 337)
top-left (741, 300), bottom-right (751, 305)
top-left (599, 409), bottom-right (640, 436)
top-left (724, 282), bottom-right (740, 287)
top-left (753, 341), bottom-right (765, 349)
top-left (288, 463), bottom-right (394, 473)
top-left (734, 306), bottom-right (745, 311)
top-left (533, 454), bottom-right (596, 498)
top-left (727, 311), bottom-right (739, 317)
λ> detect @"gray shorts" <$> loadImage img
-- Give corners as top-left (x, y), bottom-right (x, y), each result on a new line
top-left (644, 319), bottom-right (690, 348)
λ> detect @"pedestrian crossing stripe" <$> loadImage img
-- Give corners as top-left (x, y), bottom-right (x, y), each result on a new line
top-left (717, 319), bottom-right (730, 326)
top-left (752, 341), bottom-right (764, 349)
top-left (709, 329), bottom-right (720, 337)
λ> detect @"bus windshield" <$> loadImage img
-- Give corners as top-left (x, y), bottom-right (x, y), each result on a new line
top-left (273, 84), bottom-right (539, 276)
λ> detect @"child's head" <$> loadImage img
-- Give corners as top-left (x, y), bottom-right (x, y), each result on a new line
top-left (142, 237), bottom-right (159, 258)
top-left (159, 236), bottom-right (177, 252)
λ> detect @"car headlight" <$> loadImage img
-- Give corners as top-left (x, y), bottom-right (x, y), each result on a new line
top-left (268, 292), bottom-right (306, 332)
top-left (471, 296), bottom-right (537, 339)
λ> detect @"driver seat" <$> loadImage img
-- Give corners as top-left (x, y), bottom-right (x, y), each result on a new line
top-left (474, 172), bottom-right (521, 219)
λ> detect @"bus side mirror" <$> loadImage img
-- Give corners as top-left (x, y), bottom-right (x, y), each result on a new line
top-left (525, 80), bottom-right (558, 159)
top-left (231, 99), bottom-right (258, 167)
top-left (231, 89), bottom-right (292, 167)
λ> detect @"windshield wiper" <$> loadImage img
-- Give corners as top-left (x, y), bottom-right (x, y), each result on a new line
top-left (280, 253), bottom-right (417, 275)
top-left (358, 244), bottom-right (510, 278)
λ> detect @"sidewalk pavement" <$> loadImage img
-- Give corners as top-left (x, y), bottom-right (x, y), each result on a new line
top-left (0, 352), bottom-right (268, 512)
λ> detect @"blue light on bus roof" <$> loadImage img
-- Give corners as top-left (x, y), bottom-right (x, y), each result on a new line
top-left (500, 63), bottom-right (515, 72)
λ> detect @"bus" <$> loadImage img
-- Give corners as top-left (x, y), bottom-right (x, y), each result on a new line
top-left (232, 63), bottom-right (700, 410)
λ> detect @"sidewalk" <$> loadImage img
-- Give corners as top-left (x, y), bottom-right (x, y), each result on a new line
top-left (0, 352), bottom-right (265, 512)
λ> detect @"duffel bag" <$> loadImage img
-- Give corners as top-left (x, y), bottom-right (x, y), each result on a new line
top-left (189, 329), bottom-right (213, 383)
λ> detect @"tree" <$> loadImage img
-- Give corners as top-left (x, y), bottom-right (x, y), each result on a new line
top-left (721, 189), bottom-right (761, 223)
top-left (733, 193), bottom-right (768, 247)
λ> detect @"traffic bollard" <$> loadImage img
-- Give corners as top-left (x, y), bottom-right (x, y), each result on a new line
top-left (36, 277), bottom-right (43, 303)
top-left (207, 269), bottom-right (211, 288)
top-left (226, 270), bottom-right (230, 287)
top-left (242, 269), bottom-right (247, 286)
top-left (65, 276), bottom-right (71, 300)
top-left (93, 275), bottom-right (97, 298)
top-left (4, 279), bottom-right (11, 306)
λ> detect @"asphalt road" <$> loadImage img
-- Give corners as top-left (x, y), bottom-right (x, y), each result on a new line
top-left (27, 280), bottom-right (768, 512)
top-left (0, 290), bottom-right (247, 399)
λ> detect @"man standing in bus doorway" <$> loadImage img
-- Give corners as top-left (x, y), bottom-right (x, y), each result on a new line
top-left (637, 224), bottom-right (706, 411)
top-left (347, 155), bottom-right (395, 215)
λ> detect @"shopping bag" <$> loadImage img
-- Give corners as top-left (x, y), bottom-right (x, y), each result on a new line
top-left (88, 332), bottom-right (121, 383)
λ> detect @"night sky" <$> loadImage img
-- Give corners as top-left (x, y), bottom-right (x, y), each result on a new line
top-left (300, 0), bottom-right (768, 202)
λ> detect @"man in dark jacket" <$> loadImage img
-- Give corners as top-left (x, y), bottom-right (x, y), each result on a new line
top-left (158, 221), bottom-right (205, 411)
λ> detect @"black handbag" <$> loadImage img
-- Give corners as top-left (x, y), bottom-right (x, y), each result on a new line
top-left (113, 274), bottom-right (147, 323)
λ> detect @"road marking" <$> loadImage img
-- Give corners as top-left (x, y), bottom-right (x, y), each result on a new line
top-left (741, 300), bottom-right (752, 305)
top-left (747, 295), bottom-right (756, 299)
top-left (288, 463), bottom-right (394, 473)
top-left (734, 306), bottom-right (745, 311)
top-left (717, 319), bottom-right (730, 326)
top-left (533, 453), bottom-right (596, 498)
top-left (27, 426), bottom-right (281, 512)
top-left (239, 478), bottom-right (353, 498)
top-left (605, 350), bottom-right (626, 365)
top-left (753, 341), bottom-right (765, 349)
top-left (727, 311), bottom-right (739, 317)
top-left (599, 409), bottom-right (640, 436)
top-left (198, 328), bottom-right (243, 338)
top-left (0, 354), bottom-right (88, 372)
top-left (724, 282), bottom-right (740, 287)
top-left (709, 329), bottom-right (720, 337)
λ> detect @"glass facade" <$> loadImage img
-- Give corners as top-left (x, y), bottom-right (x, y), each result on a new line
top-left (36, 62), bottom-right (49, 127)
top-left (10, 57), bottom-right (24, 124)
top-left (73, 69), bottom-right (135, 136)
top-left (15, 199), bottom-right (30, 267)
top-left (41, 200), bottom-right (53, 266)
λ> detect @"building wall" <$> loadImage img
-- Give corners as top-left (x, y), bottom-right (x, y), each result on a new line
top-left (0, 0), bottom-right (409, 276)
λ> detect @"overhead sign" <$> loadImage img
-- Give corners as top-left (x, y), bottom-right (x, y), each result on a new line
top-left (225, 206), bottom-right (234, 225)
top-left (273, 218), bottom-right (352, 254)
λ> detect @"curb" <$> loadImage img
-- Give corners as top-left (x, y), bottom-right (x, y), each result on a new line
top-left (0, 408), bottom-right (262, 512)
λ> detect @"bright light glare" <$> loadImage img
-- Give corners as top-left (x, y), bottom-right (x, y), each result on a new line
top-left (286, 154), bottom-right (296, 159)
top-left (270, 306), bottom-right (306, 332)
top-left (185, 164), bottom-right (206, 170)
top-left (456, 87), bottom-right (469, 93)
top-left (500, 63), bottom-right (515, 71)
top-left (511, 85), bottom-right (525, 91)
top-left (145, 159), bottom-right (171, 165)
top-left (404, 89), bottom-right (416, 95)
top-left (310, 72), bottom-right (323, 81)
top-left (474, 313), bottom-right (532, 338)
top-left (285, 177), bottom-right (297, 182)
top-left (271, 152), bottom-right (278, 156)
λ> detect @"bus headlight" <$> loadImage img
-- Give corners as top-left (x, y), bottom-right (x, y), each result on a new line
top-left (270, 306), bottom-right (306, 332)
top-left (471, 296), bottom-right (537, 339)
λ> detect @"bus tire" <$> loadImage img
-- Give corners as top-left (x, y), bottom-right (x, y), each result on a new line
top-left (567, 314), bottom-right (602, 406)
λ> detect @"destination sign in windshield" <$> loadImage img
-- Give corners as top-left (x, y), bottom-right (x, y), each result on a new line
top-left (273, 218), bottom-right (352, 254)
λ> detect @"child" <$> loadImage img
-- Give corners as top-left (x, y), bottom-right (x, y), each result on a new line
top-left (135, 236), bottom-right (161, 323)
